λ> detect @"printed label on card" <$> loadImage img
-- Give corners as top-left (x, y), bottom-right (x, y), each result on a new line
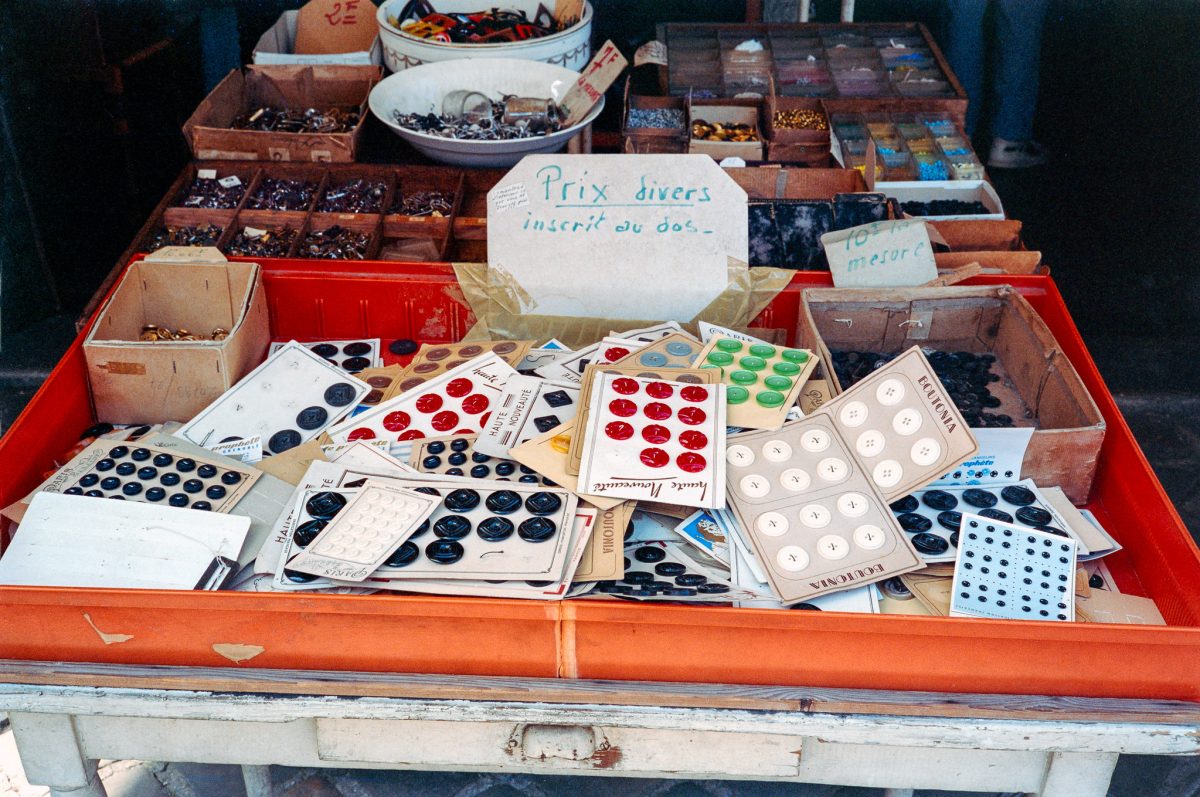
top-left (210, 435), bottom-right (264, 463)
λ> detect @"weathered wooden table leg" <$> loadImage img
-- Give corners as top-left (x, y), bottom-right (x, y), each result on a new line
top-left (242, 763), bottom-right (273, 797)
top-left (8, 712), bottom-right (108, 797)
top-left (1031, 751), bottom-right (1119, 797)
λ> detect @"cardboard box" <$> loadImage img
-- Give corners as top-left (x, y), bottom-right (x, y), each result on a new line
top-left (253, 10), bottom-right (383, 66)
top-left (622, 82), bottom-right (688, 155)
top-left (928, 219), bottom-right (1024, 251)
top-left (688, 101), bottom-right (764, 161)
top-left (726, 166), bottom-right (866, 199)
top-left (183, 65), bottom-right (380, 162)
top-left (881, 180), bottom-right (1005, 221)
top-left (84, 250), bottom-right (269, 424)
top-left (935, 250), bottom-right (1046, 276)
top-left (764, 96), bottom-right (831, 164)
top-left (798, 285), bottom-right (1106, 502)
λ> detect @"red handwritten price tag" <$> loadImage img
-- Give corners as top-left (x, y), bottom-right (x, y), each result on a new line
top-left (560, 41), bottom-right (628, 127)
top-left (295, 0), bottom-right (378, 55)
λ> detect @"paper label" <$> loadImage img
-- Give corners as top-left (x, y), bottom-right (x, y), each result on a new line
top-left (634, 40), bottom-right (668, 67)
top-left (822, 220), bottom-right (938, 288)
top-left (210, 435), bottom-right (264, 463)
top-left (197, 169), bottom-right (217, 180)
top-left (294, 0), bottom-right (378, 55)
top-left (560, 40), bottom-right (628, 126)
top-left (490, 183), bottom-right (529, 213)
top-left (218, 175), bottom-right (243, 188)
top-left (931, 427), bottom-right (1034, 487)
top-left (487, 154), bottom-right (747, 322)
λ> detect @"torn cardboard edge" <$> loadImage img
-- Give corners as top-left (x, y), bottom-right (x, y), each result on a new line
top-left (450, 258), bottom-right (793, 349)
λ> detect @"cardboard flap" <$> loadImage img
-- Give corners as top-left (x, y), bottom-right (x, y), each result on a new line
top-left (485, 154), bottom-right (750, 323)
top-left (144, 246), bottom-right (229, 264)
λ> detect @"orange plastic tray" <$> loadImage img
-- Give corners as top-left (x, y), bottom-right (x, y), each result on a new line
top-left (1, 260), bottom-right (1197, 700)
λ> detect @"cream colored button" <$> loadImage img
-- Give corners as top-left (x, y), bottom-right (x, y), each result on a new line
top-left (816, 535), bottom-right (850, 560)
top-left (853, 524), bottom-right (886, 550)
top-left (776, 545), bottom-right (810, 572)
top-left (910, 437), bottom-right (943, 466)
top-left (739, 474), bottom-right (772, 498)
top-left (836, 492), bottom-right (870, 518)
top-left (779, 468), bottom-right (811, 492)
top-left (891, 407), bottom-right (922, 436)
top-left (755, 512), bottom-right (789, 537)
top-left (762, 440), bottom-right (793, 463)
top-left (838, 400), bottom-right (869, 428)
top-left (872, 459), bottom-right (903, 488)
top-left (875, 378), bottom-right (905, 406)
top-left (799, 428), bottom-right (831, 453)
top-left (726, 444), bottom-right (755, 467)
top-left (798, 504), bottom-right (831, 528)
top-left (817, 457), bottom-right (849, 482)
top-left (855, 429), bottom-right (885, 458)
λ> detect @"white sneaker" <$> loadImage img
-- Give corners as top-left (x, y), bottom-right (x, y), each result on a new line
top-left (988, 138), bottom-right (1048, 168)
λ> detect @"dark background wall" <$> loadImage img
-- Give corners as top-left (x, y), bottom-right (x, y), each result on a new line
top-left (1, 0), bottom-right (1198, 400)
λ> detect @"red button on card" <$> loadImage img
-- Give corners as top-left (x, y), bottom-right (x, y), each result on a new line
top-left (398, 429), bottom-right (425, 441)
top-left (605, 421), bottom-right (634, 440)
top-left (604, 347), bottom-right (630, 362)
top-left (677, 406), bottom-right (707, 426)
top-left (461, 394), bottom-right (490, 414)
top-left (415, 394), bottom-right (443, 413)
top-left (609, 399), bottom-right (637, 417)
top-left (445, 378), bottom-right (472, 398)
top-left (640, 448), bottom-right (669, 467)
top-left (611, 378), bottom-right (639, 395)
top-left (348, 428), bottom-right (376, 440)
top-left (680, 386), bottom-right (710, 403)
top-left (679, 430), bottom-right (708, 450)
top-left (431, 411), bottom-right (459, 431)
top-left (677, 452), bottom-right (707, 473)
top-left (642, 424), bottom-right (671, 444)
top-left (383, 411), bottom-right (411, 431)
top-left (643, 402), bottom-right (672, 420)
top-left (645, 382), bottom-right (674, 399)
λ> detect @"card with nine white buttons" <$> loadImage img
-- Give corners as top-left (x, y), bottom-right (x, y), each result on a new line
top-left (18, 440), bottom-right (260, 515)
top-left (888, 479), bottom-right (1081, 564)
top-left (178, 341), bottom-right (371, 456)
top-left (327, 352), bottom-right (518, 446)
top-left (725, 412), bottom-right (923, 604)
top-left (268, 339), bottom-right (381, 373)
top-left (950, 513), bottom-right (1077, 622)
top-left (568, 365), bottom-right (721, 477)
top-left (534, 337), bottom-right (648, 384)
top-left (330, 478), bottom-right (579, 581)
top-left (815, 346), bottom-right (978, 501)
top-left (286, 484), bottom-right (440, 581)
top-left (475, 375), bottom-right (582, 457)
top-left (576, 373), bottom-right (727, 510)
top-left (358, 506), bottom-right (597, 600)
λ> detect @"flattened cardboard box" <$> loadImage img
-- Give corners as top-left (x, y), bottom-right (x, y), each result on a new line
top-left (797, 285), bottom-right (1105, 503)
top-left (84, 252), bottom-right (269, 425)
top-left (183, 65), bottom-right (380, 162)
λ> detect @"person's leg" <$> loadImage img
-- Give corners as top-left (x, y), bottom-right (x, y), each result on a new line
top-left (942, 0), bottom-right (988, 136)
top-left (991, 0), bottom-right (1050, 141)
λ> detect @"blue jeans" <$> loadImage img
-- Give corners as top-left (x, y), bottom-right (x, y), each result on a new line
top-left (944, 0), bottom-right (1050, 140)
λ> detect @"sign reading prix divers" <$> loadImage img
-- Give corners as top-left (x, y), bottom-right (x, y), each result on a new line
top-left (486, 155), bottom-right (747, 322)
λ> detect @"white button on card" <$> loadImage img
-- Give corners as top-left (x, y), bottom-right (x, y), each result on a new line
top-left (856, 429), bottom-right (885, 458)
top-left (762, 440), bottom-right (793, 463)
top-left (817, 457), bottom-right (849, 483)
top-left (755, 512), bottom-right (789, 537)
top-left (836, 492), bottom-right (870, 518)
top-left (779, 468), bottom-right (811, 492)
top-left (872, 459), bottom-right (903, 488)
top-left (799, 429), bottom-right (831, 452)
top-left (816, 535), bottom-right (850, 560)
top-left (739, 474), bottom-right (772, 498)
top-left (910, 437), bottom-right (943, 466)
top-left (838, 400), bottom-right (869, 428)
top-left (776, 545), bottom-right (810, 572)
top-left (875, 378), bottom-right (906, 406)
top-left (727, 444), bottom-right (755, 467)
top-left (853, 524), bottom-right (886, 550)
top-left (891, 408), bottom-right (922, 436)
top-left (799, 504), bottom-right (831, 528)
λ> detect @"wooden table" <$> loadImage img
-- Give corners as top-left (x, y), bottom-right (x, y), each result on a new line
top-left (2, 661), bottom-right (1197, 797)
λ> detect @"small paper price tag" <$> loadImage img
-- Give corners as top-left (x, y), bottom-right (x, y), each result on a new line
top-left (821, 219), bottom-right (938, 288)
top-left (218, 175), bottom-right (242, 188)
top-left (197, 169), bottom-right (217, 180)
top-left (294, 0), bottom-right (378, 55)
top-left (560, 41), bottom-right (628, 127)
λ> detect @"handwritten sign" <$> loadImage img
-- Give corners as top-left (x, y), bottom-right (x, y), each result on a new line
top-left (821, 219), bottom-right (938, 288)
top-left (295, 0), bottom-right (378, 55)
top-left (487, 154), bottom-right (746, 321)
top-left (560, 41), bottom-right (628, 126)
